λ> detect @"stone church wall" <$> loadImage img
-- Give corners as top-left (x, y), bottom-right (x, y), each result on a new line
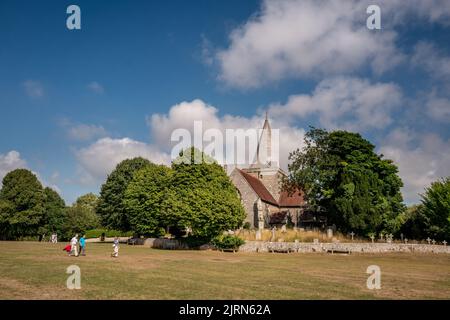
top-left (229, 169), bottom-right (259, 228)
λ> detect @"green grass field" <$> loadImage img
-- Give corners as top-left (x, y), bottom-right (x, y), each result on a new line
top-left (0, 241), bottom-right (449, 299)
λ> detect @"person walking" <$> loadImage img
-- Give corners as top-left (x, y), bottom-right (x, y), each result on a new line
top-left (70, 234), bottom-right (79, 257)
top-left (79, 235), bottom-right (86, 256)
top-left (111, 237), bottom-right (119, 258)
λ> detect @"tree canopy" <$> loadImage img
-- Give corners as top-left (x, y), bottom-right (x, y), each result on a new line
top-left (0, 169), bottom-right (45, 239)
top-left (39, 187), bottom-right (66, 237)
top-left (96, 157), bottom-right (151, 231)
top-left (164, 148), bottom-right (245, 240)
top-left (64, 193), bottom-right (101, 237)
top-left (124, 164), bottom-right (172, 237)
top-left (420, 177), bottom-right (450, 240)
top-left (286, 128), bottom-right (405, 235)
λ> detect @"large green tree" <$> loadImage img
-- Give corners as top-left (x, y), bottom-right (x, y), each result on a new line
top-left (39, 187), bottom-right (66, 237)
top-left (420, 177), bottom-right (450, 240)
top-left (286, 128), bottom-right (405, 235)
top-left (164, 148), bottom-right (245, 240)
top-left (0, 169), bottom-right (45, 240)
top-left (64, 193), bottom-right (101, 237)
top-left (124, 164), bottom-right (172, 237)
top-left (97, 157), bottom-right (151, 231)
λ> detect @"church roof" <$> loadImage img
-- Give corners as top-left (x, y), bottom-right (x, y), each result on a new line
top-left (278, 189), bottom-right (305, 207)
top-left (238, 169), bottom-right (278, 206)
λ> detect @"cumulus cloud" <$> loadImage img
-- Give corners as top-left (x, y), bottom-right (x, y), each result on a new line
top-left (87, 81), bottom-right (105, 94)
top-left (67, 124), bottom-right (108, 141)
top-left (214, 0), bottom-right (450, 89)
top-left (216, 0), bottom-right (403, 88)
top-left (0, 151), bottom-right (27, 184)
top-left (425, 92), bottom-right (450, 123)
top-left (148, 99), bottom-right (306, 170)
top-left (412, 42), bottom-right (450, 80)
top-left (267, 77), bottom-right (403, 131)
top-left (23, 80), bottom-right (44, 98)
top-left (75, 137), bottom-right (171, 184)
top-left (59, 119), bottom-right (109, 141)
top-left (379, 128), bottom-right (450, 204)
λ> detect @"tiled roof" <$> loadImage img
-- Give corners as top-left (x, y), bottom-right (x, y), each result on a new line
top-left (238, 169), bottom-right (278, 206)
top-left (238, 169), bottom-right (304, 208)
top-left (278, 189), bottom-right (305, 207)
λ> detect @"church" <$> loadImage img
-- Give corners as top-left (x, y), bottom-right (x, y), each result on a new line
top-left (229, 115), bottom-right (313, 230)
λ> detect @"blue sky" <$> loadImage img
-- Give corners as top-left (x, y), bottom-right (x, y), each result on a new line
top-left (1, 0), bottom-right (449, 205)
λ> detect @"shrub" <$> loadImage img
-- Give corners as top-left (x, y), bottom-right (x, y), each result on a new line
top-left (243, 222), bottom-right (251, 230)
top-left (212, 234), bottom-right (245, 250)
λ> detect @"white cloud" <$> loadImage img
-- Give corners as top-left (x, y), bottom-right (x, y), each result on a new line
top-left (267, 77), bottom-right (403, 131)
top-left (216, 0), bottom-right (403, 88)
top-left (215, 0), bottom-right (450, 89)
top-left (425, 92), bottom-right (450, 123)
top-left (23, 80), bottom-right (44, 98)
top-left (67, 123), bottom-right (108, 141)
top-left (0, 151), bottom-right (27, 184)
top-left (148, 99), bottom-right (306, 170)
top-left (75, 137), bottom-right (171, 184)
top-left (379, 128), bottom-right (450, 204)
top-left (59, 119), bottom-right (109, 141)
top-left (87, 81), bottom-right (104, 94)
top-left (411, 42), bottom-right (450, 80)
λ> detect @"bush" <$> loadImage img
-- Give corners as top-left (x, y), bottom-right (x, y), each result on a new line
top-left (243, 222), bottom-right (251, 230)
top-left (212, 234), bottom-right (245, 250)
top-left (84, 229), bottom-right (133, 239)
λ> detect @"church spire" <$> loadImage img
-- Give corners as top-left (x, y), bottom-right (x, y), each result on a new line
top-left (256, 111), bottom-right (272, 166)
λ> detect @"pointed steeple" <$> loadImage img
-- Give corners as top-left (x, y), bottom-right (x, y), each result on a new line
top-left (256, 111), bottom-right (272, 166)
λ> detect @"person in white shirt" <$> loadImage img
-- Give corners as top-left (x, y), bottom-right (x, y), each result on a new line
top-left (70, 234), bottom-right (79, 257)
top-left (111, 237), bottom-right (119, 258)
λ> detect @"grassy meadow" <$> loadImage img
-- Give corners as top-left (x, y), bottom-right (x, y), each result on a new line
top-left (0, 241), bottom-right (449, 300)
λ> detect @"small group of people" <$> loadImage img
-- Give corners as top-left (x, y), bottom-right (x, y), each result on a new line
top-left (63, 234), bottom-right (120, 258)
top-left (64, 234), bottom-right (86, 257)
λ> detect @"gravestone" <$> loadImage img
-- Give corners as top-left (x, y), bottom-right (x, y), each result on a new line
top-left (350, 231), bottom-right (355, 241)
top-left (426, 237), bottom-right (431, 244)
top-left (281, 225), bottom-right (287, 233)
top-left (256, 230), bottom-right (262, 241)
top-left (370, 235), bottom-right (375, 243)
top-left (313, 238), bottom-right (319, 244)
top-left (327, 228), bottom-right (333, 239)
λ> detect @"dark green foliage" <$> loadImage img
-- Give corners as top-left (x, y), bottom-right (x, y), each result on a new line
top-left (211, 234), bottom-right (245, 250)
top-left (399, 205), bottom-right (428, 240)
top-left (0, 169), bottom-right (45, 240)
top-left (287, 128), bottom-right (405, 235)
top-left (124, 164), bottom-right (172, 237)
top-left (420, 177), bottom-right (450, 240)
top-left (164, 148), bottom-right (246, 240)
top-left (97, 157), bottom-right (151, 231)
top-left (39, 187), bottom-right (66, 237)
top-left (63, 193), bottom-right (101, 237)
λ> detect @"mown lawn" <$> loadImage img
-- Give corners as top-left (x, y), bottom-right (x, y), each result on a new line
top-left (0, 241), bottom-right (449, 299)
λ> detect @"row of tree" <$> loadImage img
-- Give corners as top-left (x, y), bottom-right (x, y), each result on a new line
top-left (0, 148), bottom-right (245, 241)
top-left (96, 148), bottom-right (245, 240)
top-left (286, 128), bottom-right (450, 240)
top-left (0, 169), bottom-right (100, 240)
top-left (1, 130), bottom-right (448, 241)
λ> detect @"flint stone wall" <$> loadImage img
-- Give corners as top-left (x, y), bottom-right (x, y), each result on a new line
top-left (239, 241), bottom-right (450, 254)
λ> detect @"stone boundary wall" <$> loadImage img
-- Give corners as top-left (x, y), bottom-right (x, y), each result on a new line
top-left (239, 241), bottom-right (450, 254)
top-left (104, 237), bottom-right (450, 254)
